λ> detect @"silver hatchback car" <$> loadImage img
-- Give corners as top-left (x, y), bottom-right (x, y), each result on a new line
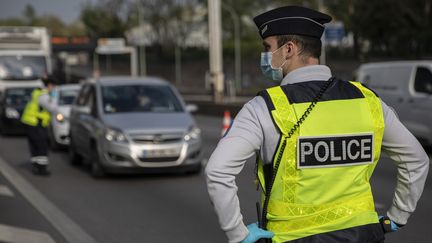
top-left (69, 76), bottom-right (202, 177)
top-left (48, 84), bottom-right (81, 149)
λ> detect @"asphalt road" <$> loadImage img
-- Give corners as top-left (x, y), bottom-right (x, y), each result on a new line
top-left (0, 114), bottom-right (431, 243)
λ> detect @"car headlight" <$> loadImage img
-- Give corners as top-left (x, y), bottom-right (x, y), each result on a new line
top-left (56, 113), bottom-right (65, 122)
top-left (184, 126), bottom-right (201, 141)
top-left (105, 128), bottom-right (128, 143)
top-left (5, 107), bottom-right (20, 119)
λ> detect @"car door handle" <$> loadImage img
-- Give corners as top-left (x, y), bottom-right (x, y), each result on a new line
top-left (408, 99), bottom-right (414, 103)
top-left (397, 97), bottom-right (404, 103)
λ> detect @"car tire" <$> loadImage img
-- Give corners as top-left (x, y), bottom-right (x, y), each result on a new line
top-left (0, 121), bottom-right (9, 136)
top-left (68, 137), bottom-right (83, 165)
top-left (90, 145), bottom-right (105, 178)
top-left (188, 163), bottom-right (202, 175)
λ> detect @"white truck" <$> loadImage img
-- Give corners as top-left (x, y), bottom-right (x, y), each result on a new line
top-left (0, 26), bottom-right (51, 86)
top-left (0, 26), bottom-right (50, 133)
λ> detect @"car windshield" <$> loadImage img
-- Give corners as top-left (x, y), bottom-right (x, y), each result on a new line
top-left (0, 55), bottom-right (47, 80)
top-left (58, 89), bottom-right (79, 105)
top-left (101, 84), bottom-right (183, 113)
top-left (5, 87), bottom-right (35, 106)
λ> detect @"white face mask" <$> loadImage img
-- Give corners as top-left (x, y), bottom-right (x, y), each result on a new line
top-left (260, 45), bottom-right (288, 82)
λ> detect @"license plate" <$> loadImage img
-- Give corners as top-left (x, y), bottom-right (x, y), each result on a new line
top-left (141, 148), bottom-right (179, 158)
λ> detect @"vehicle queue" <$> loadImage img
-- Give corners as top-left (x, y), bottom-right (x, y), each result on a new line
top-left (6, 76), bottom-right (202, 177)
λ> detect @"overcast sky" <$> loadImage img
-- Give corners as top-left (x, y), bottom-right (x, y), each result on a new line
top-left (0, 0), bottom-right (96, 23)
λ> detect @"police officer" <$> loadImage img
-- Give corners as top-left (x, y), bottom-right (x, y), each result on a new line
top-left (21, 75), bottom-right (56, 175)
top-left (205, 6), bottom-right (429, 243)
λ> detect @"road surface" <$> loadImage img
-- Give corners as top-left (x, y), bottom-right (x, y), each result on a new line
top-left (0, 115), bottom-right (430, 243)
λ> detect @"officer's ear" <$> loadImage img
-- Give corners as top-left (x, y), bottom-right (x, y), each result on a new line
top-left (284, 41), bottom-right (295, 59)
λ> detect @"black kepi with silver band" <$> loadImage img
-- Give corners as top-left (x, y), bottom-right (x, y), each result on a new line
top-left (253, 6), bottom-right (332, 39)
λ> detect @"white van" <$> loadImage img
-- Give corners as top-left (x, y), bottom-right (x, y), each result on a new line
top-left (355, 61), bottom-right (432, 146)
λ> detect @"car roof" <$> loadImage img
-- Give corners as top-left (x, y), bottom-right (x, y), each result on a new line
top-left (56, 84), bottom-right (81, 90)
top-left (359, 60), bottom-right (432, 69)
top-left (88, 76), bottom-right (171, 86)
top-left (0, 80), bottom-right (43, 89)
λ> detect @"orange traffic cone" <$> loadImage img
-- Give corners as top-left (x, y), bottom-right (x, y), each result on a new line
top-left (221, 110), bottom-right (232, 137)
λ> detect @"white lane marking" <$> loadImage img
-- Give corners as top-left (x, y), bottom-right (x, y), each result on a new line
top-left (0, 184), bottom-right (14, 197)
top-left (0, 223), bottom-right (56, 243)
top-left (374, 202), bottom-right (386, 209)
top-left (0, 157), bottom-right (99, 243)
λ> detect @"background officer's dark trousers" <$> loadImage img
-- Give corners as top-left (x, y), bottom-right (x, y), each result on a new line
top-left (25, 124), bottom-right (49, 173)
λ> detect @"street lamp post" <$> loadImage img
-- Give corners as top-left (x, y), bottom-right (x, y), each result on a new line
top-left (208, 0), bottom-right (224, 103)
top-left (222, 3), bottom-right (241, 94)
top-left (317, 0), bottom-right (326, 65)
top-left (175, 45), bottom-right (182, 85)
top-left (137, 0), bottom-right (147, 76)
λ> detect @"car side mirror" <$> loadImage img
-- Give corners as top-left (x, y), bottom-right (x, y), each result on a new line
top-left (186, 104), bottom-right (198, 113)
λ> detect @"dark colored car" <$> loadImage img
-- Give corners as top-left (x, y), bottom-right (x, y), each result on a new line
top-left (0, 85), bottom-right (40, 134)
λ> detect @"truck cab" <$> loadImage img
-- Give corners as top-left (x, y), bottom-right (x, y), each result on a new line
top-left (0, 26), bottom-right (51, 85)
top-left (0, 26), bottom-right (51, 134)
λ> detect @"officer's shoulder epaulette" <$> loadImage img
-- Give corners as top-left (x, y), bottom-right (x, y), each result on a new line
top-left (349, 81), bottom-right (380, 98)
top-left (361, 83), bottom-right (380, 97)
top-left (256, 89), bottom-right (275, 111)
top-left (256, 88), bottom-right (280, 133)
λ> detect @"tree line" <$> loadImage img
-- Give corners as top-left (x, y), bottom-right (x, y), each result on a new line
top-left (1, 0), bottom-right (431, 59)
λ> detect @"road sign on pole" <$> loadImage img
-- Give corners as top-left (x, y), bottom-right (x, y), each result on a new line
top-left (325, 22), bottom-right (345, 47)
top-left (95, 38), bottom-right (138, 77)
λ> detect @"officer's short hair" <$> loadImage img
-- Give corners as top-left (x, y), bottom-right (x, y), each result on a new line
top-left (276, 35), bottom-right (321, 59)
top-left (42, 75), bottom-right (55, 86)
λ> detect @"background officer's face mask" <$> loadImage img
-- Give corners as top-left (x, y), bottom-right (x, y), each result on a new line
top-left (260, 45), bottom-right (288, 82)
top-left (50, 90), bottom-right (57, 98)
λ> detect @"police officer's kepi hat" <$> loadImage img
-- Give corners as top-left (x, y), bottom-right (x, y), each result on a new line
top-left (253, 6), bottom-right (332, 39)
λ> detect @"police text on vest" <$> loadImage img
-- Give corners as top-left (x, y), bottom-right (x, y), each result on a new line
top-left (297, 134), bottom-right (374, 168)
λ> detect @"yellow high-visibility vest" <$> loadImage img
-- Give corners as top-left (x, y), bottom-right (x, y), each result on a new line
top-left (257, 80), bottom-right (385, 242)
top-left (21, 89), bottom-right (51, 127)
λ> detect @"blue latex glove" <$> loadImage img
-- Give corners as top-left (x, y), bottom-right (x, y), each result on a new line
top-left (242, 223), bottom-right (274, 243)
top-left (379, 215), bottom-right (402, 233)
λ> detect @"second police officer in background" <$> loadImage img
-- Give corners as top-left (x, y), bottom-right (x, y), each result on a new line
top-left (21, 74), bottom-right (56, 175)
top-left (205, 5), bottom-right (429, 243)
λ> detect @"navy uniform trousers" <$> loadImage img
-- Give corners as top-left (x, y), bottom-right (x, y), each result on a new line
top-left (284, 223), bottom-right (385, 243)
top-left (25, 124), bottom-right (49, 158)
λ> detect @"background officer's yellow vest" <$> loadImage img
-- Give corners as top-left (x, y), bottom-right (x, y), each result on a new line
top-left (258, 81), bottom-right (384, 242)
top-left (21, 89), bottom-right (51, 127)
